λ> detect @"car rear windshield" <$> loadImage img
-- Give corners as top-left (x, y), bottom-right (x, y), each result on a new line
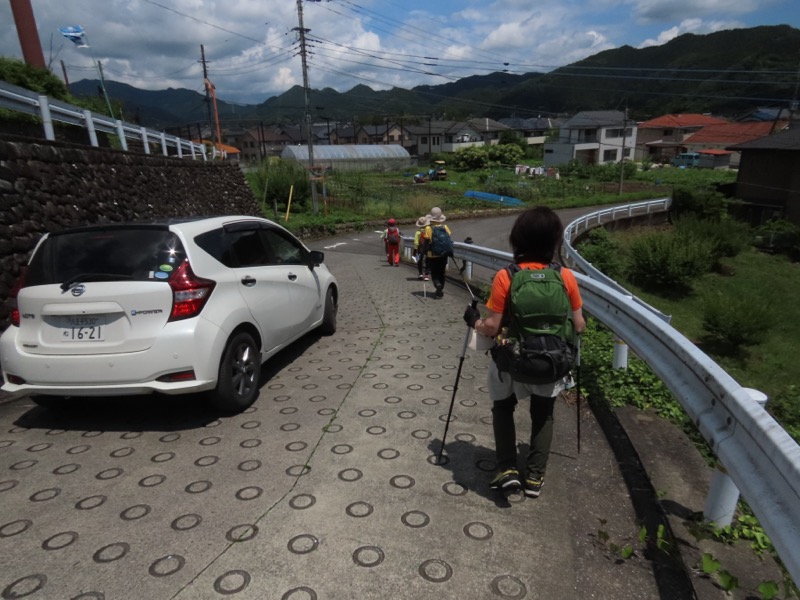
top-left (25, 227), bottom-right (187, 286)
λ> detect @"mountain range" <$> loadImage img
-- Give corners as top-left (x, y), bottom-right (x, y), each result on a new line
top-left (68, 25), bottom-right (800, 131)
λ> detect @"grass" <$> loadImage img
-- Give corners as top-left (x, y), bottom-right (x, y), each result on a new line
top-left (250, 163), bottom-right (735, 237)
top-left (609, 227), bottom-right (800, 417)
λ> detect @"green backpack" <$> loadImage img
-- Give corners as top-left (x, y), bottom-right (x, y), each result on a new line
top-left (490, 263), bottom-right (577, 384)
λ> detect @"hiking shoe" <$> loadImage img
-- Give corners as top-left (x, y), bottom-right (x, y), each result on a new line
top-left (423, 275), bottom-right (430, 281)
top-left (489, 469), bottom-right (521, 491)
top-left (523, 476), bottom-right (544, 498)
top-left (418, 274), bottom-right (424, 279)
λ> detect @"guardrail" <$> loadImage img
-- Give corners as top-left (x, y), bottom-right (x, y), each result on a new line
top-left (0, 80), bottom-right (207, 160)
top-left (562, 198), bottom-right (672, 322)
top-left (406, 202), bottom-right (800, 585)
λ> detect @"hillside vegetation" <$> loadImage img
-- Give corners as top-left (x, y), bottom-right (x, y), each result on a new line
top-left (59, 24), bottom-right (800, 128)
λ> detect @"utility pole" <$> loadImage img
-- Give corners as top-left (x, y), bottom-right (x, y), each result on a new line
top-left (9, 0), bottom-right (46, 69)
top-left (60, 60), bottom-right (70, 87)
top-left (199, 45), bottom-right (215, 150)
top-left (618, 106), bottom-right (628, 196)
top-left (294, 0), bottom-right (319, 213)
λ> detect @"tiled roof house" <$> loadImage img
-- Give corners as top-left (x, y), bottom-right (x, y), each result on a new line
top-left (635, 113), bottom-right (728, 162)
top-left (684, 121), bottom-right (788, 167)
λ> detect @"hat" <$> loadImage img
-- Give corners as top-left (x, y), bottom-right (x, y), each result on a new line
top-left (416, 215), bottom-right (429, 228)
top-left (388, 218), bottom-right (396, 226)
top-left (429, 207), bottom-right (446, 223)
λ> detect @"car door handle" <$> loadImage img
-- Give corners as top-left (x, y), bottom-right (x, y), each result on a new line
top-left (241, 276), bottom-right (257, 287)
top-left (287, 273), bottom-right (297, 281)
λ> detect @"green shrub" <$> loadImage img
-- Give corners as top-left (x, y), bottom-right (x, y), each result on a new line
top-left (671, 186), bottom-right (729, 220)
top-left (673, 215), bottom-right (751, 264)
top-left (753, 219), bottom-right (800, 259)
top-left (577, 227), bottom-right (625, 278)
top-left (627, 231), bottom-right (713, 294)
top-left (700, 291), bottom-right (774, 350)
top-left (769, 386), bottom-right (800, 443)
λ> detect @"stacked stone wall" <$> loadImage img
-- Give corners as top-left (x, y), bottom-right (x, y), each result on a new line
top-left (0, 136), bottom-right (260, 329)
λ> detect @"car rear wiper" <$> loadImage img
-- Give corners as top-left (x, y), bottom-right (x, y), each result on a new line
top-left (60, 273), bottom-right (134, 291)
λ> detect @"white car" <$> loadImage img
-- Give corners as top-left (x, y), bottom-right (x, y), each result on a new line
top-left (0, 216), bottom-right (338, 413)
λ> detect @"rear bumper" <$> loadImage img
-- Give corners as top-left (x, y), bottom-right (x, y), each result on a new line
top-left (0, 318), bottom-right (227, 397)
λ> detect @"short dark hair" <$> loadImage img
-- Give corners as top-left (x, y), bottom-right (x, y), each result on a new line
top-left (509, 207), bottom-right (563, 263)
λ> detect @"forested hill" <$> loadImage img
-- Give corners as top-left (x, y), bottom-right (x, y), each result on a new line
top-left (69, 25), bottom-right (800, 128)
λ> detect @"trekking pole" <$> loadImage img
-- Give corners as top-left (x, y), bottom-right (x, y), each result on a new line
top-left (576, 336), bottom-right (582, 454)
top-left (449, 255), bottom-right (476, 299)
top-left (437, 297), bottom-right (478, 463)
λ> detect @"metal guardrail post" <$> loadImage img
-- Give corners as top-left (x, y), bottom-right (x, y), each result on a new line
top-left (38, 95), bottom-right (55, 141)
top-left (463, 236), bottom-right (474, 280)
top-left (704, 388), bottom-right (769, 527)
top-left (140, 127), bottom-right (150, 154)
top-left (160, 133), bottom-right (167, 156)
top-left (176, 138), bottom-right (183, 159)
top-left (83, 110), bottom-right (98, 147)
top-left (613, 295), bottom-right (632, 369)
top-left (115, 120), bottom-right (128, 151)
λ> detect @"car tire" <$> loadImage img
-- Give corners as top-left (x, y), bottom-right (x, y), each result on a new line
top-left (319, 286), bottom-right (337, 335)
top-left (209, 331), bottom-right (260, 413)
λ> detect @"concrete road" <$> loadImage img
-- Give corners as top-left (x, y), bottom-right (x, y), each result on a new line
top-left (0, 220), bottom-right (673, 599)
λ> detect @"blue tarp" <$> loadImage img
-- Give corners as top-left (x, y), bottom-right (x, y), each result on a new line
top-left (464, 190), bottom-right (525, 207)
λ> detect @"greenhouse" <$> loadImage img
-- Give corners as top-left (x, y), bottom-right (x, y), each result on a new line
top-left (281, 144), bottom-right (413, 171)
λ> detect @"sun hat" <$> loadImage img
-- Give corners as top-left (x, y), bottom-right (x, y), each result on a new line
top-left (416, 215), bottom-right (429, 228)
top-left (429, 207), bottom-right (446, 223)
top-left (388, 218), bottom-right (396, 225)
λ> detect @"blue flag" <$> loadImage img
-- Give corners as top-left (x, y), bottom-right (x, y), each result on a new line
top-left (59, 25), bottom-right (89, 48)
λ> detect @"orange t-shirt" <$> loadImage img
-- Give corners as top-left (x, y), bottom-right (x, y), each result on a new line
top-left (485, 262), bottom-right (582, 315)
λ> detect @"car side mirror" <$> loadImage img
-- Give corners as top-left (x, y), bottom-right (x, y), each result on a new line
top-left (309, 250), bottom-right (324, 268)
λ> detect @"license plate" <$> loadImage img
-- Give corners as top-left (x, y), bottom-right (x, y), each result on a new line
top-left (62, 316), bottom-right (105, 341)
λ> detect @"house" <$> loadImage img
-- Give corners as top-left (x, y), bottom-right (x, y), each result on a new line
top-left (466, 118), bottom-right (513, 145)
top-left (682, 121), bottom-right (786, 167)
top-left (543, 110), bottom-right (636, 167)
top-left (727, 126), bottom-right (800, 226)
top-left (498, 116), bottom-right (564, 146)
top-left (329, 125), bottom-right (357, 145)
top-left (634, 113), bottom-right (728, 163)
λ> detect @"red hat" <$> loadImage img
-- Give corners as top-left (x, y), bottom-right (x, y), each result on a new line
top-left (388, 218), bottom-right (396, 225)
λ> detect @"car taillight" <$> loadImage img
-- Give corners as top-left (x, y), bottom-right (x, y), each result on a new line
top-left (168, 259), bottom-right (215, 322)
top-left (9, 268), bottom-right (27, 327)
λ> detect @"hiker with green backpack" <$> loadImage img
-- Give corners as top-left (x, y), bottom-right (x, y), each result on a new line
top-left (463, 207), bottom-right (586, 498)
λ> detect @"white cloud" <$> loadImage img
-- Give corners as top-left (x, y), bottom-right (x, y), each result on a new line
top-left (638, 18), bottom-right (746, 47)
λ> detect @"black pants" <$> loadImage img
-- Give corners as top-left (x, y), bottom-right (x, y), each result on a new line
top-left (428, 255), bottom-right (447, 291)
top-left (416, 251), bottom-right (429, 276)
top-left (491, 393), bottom-right (556, 479)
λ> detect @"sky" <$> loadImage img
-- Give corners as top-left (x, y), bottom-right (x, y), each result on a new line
top-left (1, 0), bottom-right (798, 106)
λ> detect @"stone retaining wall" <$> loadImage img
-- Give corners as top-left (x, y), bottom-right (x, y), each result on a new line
top-left (0, 136), bottom-right (260, 329)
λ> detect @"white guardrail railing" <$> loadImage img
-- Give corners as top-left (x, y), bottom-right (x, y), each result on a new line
top-left (0, 80), bottom-right (207, 160)
top-left (406, 199), bottom-right (800, 585)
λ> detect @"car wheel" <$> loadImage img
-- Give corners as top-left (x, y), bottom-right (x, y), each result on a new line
top-left (209, 332), bottom-right (260, 413)
top-left (319, 286), bottom-right (337, 335)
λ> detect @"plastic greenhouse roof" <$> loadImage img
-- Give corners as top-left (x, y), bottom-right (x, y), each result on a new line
top-left (281, 144), bottom-right (411, 161)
